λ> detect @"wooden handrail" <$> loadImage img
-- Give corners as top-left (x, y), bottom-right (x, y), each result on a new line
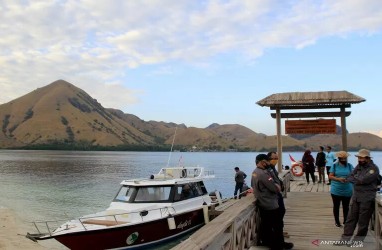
top-left (171, 170), bottom-right (292, 250)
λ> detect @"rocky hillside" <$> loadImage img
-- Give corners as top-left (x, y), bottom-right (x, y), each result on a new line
top-left (0, 80), bottom-right (155, 148)
top-left (1, 80), bottom-right (381, 151)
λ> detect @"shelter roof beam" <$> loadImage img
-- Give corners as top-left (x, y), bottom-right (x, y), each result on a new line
top-left (270, 111), bottom-right (351, 119)
top-left (269, 104), bottom-right (351, 110)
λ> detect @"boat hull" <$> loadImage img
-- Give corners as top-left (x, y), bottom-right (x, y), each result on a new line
top-left (54, 209), bottom-right (204, 250)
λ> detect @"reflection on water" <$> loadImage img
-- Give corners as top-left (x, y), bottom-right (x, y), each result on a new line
top-left (1, 150), bottom-right (381, 249)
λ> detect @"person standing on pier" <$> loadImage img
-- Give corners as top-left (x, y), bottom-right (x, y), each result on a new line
top-left (233, 167), bottom-right (247, 199)
top-left (316, 146), bottom-right (326, 184)
top-left (325, 146), bottom-right (336, 185)
top-left (302, 149), bottom-right (315, 184)
top-left (328, 151), bottom-right (353, 227)
top-left (340, 149), bottom-right (380, 245)
top-left (267, 151), bottom-right (288, 238)
top-left (251, 154), bottom-right (294, 250)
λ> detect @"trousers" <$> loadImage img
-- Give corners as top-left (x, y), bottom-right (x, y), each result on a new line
top-left (342, 199), bottom-right (374, 241)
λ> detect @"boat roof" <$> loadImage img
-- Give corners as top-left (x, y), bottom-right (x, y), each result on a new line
top-left (120, 167), bottom-right (214, 186)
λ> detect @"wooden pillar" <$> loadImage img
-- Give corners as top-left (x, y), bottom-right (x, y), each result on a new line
top-left (276, 108), bottom-right (282, 172)
top-left (340, 106), bottom-right (347, 151)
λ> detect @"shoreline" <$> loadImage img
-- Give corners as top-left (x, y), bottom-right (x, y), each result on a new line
top-left (0, 207), bottom-right (63, 250)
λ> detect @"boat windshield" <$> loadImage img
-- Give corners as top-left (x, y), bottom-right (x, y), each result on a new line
top-left (114, 186), bottom-right (134, 202)
top-left (113, 185), bottom-right (173, 203)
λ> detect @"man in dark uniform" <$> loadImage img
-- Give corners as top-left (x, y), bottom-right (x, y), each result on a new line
top-left (267, 151), bottom-right (288, 238)
top-left (341, 149), bottom-right (380, 245)
top-left (251, 154), bottom-right (293, 250)
top-left (234, 167), bottom-right (247, 199)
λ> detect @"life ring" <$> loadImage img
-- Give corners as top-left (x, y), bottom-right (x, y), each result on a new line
top-left (291, 163), bottom-right (304, 177)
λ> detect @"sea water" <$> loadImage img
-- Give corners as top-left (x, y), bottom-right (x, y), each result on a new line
top-left (0, 150), bottom-right (381, 249)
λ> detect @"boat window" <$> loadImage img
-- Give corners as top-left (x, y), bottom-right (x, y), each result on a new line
top-left (196, 181), bottom-right (208, 195)
top-left (175, 183), bottom-right (201, 201)
top-left (134, 186), bottom-right (172, 202)
top-left (114, 185), bottom-right (134, 202)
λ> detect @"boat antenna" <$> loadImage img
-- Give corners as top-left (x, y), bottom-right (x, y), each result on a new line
top-left (167, 126), bottom-right (177, 167)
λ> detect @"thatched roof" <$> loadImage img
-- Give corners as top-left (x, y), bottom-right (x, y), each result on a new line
top-left (257, 91), bottom-right (365, 108)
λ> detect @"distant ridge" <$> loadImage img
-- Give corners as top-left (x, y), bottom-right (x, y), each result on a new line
top-left (0, 80), bottom-right (381, 151)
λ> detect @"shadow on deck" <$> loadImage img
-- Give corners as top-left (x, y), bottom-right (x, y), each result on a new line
top-left (251, 191), bottom-right (375, 249)
top-left (171, 176), bottom-right (379, 250)
top-left (252, 179), bottom-right (377, 249)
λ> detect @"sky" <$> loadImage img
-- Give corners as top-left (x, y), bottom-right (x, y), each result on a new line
top-left (1, 0), bottom-right (382, 137)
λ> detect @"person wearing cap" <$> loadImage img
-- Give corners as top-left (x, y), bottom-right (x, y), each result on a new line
top-left (251, 154), bottom-right (293, 250)
top-left (328, 151), bottom-right (354, 227)
top-left (340, 149), bottom-right (380, 244)
top-left (267, 151), bottom-right (289, 239)
top-left (325, 146), bottom-right (336, 185)
top-left (233, 167), bottom-right (247, 199)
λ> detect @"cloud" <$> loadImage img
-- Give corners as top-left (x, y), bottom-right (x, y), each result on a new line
top-left (0, 0), bottom-right (382, 107)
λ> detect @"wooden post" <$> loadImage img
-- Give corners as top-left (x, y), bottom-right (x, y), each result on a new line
top-left (276, 108), bottom-right (282, 173)
top-left (340, 106), bottom-right (347, 151)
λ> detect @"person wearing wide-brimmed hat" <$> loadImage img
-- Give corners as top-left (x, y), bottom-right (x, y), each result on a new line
top-left (328, 151), bottom-right (354, 227)
top-left (340, 149), bottom-right (380, 245)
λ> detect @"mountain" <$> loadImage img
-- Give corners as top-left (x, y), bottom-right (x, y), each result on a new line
top-left (0, 80), bottom-right (155, 148)
top-left (302, 133), bottom-right (382, 151)
top-left (0, 80), bottom-right (381, 151)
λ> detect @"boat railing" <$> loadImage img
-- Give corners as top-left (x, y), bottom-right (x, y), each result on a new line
top-left (30, 206), bottom-right (177, 236)
top-left (155, 167), bottom-right (215, 179)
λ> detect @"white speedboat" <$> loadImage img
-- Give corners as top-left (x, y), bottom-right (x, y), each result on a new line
top-left (27, 167), bottom-right (220, 250)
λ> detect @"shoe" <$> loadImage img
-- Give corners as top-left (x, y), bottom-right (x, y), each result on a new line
top-left (234, 196), bottom-right (237, 199)
top-left (318, 181), bottom-right (322, 183)
top-left (335, 223), bottom-right (342, 227)
top-left (283, 242), bottom-right (294, 249)
top-left (327, 183), bottom-right (331, 185)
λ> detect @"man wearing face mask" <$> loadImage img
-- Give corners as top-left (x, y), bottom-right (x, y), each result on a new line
top-left (251, 154), bottom-right (293, 250)
top-left (267, 152), bottom-right (288, 237)
top-left (340, 149), bottom-right (379, 245)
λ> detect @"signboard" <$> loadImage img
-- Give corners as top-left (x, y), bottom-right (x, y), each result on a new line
top-left (285, 119), bottom-right (336, 134)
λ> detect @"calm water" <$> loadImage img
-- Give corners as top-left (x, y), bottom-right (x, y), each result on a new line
top-left (0, 150), bottom-right (381, 249)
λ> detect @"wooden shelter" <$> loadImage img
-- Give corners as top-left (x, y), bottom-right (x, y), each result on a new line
top-left (257, 91), bottom-right (365, 172)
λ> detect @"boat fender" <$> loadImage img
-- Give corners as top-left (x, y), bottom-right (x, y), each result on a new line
top-left (167, 216), bottom-right (176, 230)
top-left (202, 203), bottom-right (209, 224)
top-left (209, 191), bottom-right (222, 197)
top-left (291, 163), bottom-right (304, 177)
top-left (181, 169), bottom-right (187, 178)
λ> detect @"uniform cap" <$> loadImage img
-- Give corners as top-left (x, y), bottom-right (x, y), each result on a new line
top-left (256, 154), bottom-right (268, 163)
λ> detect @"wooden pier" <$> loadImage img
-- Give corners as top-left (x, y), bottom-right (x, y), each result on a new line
top-left (171, 173), bottom-right (381, 250)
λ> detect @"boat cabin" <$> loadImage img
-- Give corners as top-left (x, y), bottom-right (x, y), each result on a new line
top-left (113, 167), bottom-right (213, 204)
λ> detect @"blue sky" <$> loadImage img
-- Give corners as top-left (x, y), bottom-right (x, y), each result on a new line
top-left (1, 0), bottom-right (382, 136)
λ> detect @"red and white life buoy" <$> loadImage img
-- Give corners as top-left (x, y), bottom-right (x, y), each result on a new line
top-left (291, 162), bottom-right (304, 177)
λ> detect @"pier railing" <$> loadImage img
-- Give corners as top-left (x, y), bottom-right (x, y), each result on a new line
top-left (171, 170), bottom-right (292, 250)
top-left (373, 195), bottom-right (382, 249)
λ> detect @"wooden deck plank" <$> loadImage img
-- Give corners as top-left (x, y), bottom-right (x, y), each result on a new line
top-left (251, 190), bottom-right (376, 250)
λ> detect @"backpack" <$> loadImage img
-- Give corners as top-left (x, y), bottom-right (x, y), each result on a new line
top-left (332, 163), bottom-right (352, 176)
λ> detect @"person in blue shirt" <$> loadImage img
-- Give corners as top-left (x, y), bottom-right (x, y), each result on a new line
top-left (325, 146), bottom-right (336, 185)
top-left (328, 151), bottom-right (353, 227)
